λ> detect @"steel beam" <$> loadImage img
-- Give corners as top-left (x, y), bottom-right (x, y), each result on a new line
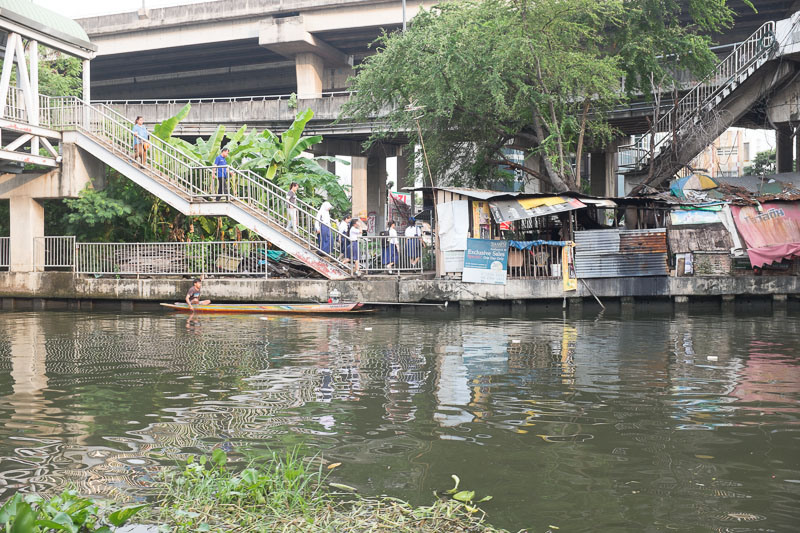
top-left (0, 149), bottom-right (58, 167)
top-left (0, 119), bottom-right (62, 140)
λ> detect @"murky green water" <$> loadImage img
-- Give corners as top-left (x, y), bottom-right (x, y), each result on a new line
top-left (1, 304), bottom-right (799, 532)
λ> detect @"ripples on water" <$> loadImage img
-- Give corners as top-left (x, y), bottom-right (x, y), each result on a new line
top-left (0, 305), bottom-right (799, 532)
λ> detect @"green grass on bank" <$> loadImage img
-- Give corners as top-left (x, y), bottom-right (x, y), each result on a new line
top-left (151, 448), bottom-right (508, 532)
top-left (1, 448), bottom-right (512, 532)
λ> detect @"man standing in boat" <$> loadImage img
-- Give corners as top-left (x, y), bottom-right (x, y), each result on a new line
top-left (186, 278), bottom-right (211, 311)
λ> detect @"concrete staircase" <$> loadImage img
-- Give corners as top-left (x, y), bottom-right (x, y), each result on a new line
top-left (622, 21), bottom-right (788, 194)
top-left (46, 99), bottom-right (353, 279)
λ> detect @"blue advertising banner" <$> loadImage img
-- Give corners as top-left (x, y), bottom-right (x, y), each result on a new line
top-left (462, 238), bottom-right (508, 285)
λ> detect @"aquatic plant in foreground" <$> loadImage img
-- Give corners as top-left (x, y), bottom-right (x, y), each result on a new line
top-left (151, 448), bottom-right (507, 532)
top-left (0, 489), bottom-right (146, 532)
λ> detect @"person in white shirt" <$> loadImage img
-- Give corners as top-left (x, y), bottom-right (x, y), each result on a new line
top-left (404, 218), bottom-right (422, 266)
top-left (286, 182), bottom-right (299, 233)
top-left (338, 213), bottom-right (352, 260)
top-left (383, 220), bottom-right (399, 273)
top-left (315, 201), bottom-right (333, 254)
top-left (347, 218), bottom-right (362, 274)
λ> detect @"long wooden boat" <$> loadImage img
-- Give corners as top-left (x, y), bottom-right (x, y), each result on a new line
top-left (160, 302), bottom-right (367, 314)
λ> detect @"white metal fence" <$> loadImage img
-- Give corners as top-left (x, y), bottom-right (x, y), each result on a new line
top-left (0, 237), bottom-right (8, 268)
top-left (36, 236), bottom-right (75, 269)
top-left (1, 237), bottom-right (431, 276)
top-left (74, 241), bottom-right (270, 276)
top-left (355, 235), bottom-right (426, 274)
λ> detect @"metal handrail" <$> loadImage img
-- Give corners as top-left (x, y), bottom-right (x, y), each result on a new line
top-left (74, 240), bottom-right (271, 276)
top-left (92, 91), bottom-right (356, 106)
top-left (36, 95), bottom-right (353, 274)
top-left (620, 21), bottom-right (777, 171)
top-left (35, 236), bottom-right (76, 269)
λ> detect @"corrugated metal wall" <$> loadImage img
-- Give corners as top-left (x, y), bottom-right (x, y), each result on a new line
top-left (575, 229), bottom-right (669, 278)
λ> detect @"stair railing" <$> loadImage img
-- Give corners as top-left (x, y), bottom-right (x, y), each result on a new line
top-left (37, 95), bottom-right (353, 275)
top-left (619, 21), bottom-right (777, 173)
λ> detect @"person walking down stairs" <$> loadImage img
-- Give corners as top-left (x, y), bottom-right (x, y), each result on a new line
top-left (132, 116), bottom-right (150, 165)
top-left (214, 148), bottom-right (230, 196)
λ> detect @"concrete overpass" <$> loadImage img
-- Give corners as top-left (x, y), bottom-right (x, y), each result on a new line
top-left (78, 0), bottom-right (799, 101)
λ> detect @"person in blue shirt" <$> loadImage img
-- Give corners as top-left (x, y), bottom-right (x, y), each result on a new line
top-left (214, 148), bottom-right (230, 196)
top-left (132, 116), bottom-right (149, 165)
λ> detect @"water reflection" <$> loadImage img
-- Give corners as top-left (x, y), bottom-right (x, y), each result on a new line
top-left (0, 307), bottom-right (798, 531)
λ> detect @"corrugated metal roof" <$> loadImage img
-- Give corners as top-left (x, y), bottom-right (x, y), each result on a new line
top-left (574, 229), bottom-right (668, 278)
top-left (436, 187), bottom-right (519, 200)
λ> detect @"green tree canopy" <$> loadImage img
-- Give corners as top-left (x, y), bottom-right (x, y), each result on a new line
top-left (345, 0), bottom-right (744, 192)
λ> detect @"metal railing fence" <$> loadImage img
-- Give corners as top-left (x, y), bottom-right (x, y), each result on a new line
top-left (31, 95), bottom-right (354, 275)
top-left (35, 236), bottom-right (75, 269)
top-left (619, 21), bottom-right (776, 171)
top-left (355, 235), bottom-right (426, 274)
top-left (507, 244), bottom-right (563, 279)
top-left (0, 237), bottom-right (8, 268)
top-left (92, 91), bottom-right (355, 106)
top-left (74, 240), bottom-right (270, 276)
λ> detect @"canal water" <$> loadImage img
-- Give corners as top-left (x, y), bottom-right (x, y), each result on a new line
top-left (0, 304), bottom-right (798, 532)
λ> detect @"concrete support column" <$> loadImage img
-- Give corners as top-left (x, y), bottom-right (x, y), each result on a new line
top-left (295, 52), bottom-right (323, 99)
top-left (367, 156), bottom-right (387, 234)
top-left (776, 125), bottom-right (793, 173)
top-left (352, 156), bottom-right (368, 221)
top-left (589, 152), bottom-right (607, 197)
top-left (523, 152), bottom-right (542, 193)
top-left (397, 146), bottom-right (417, 214)
top-left (9, 196), bottom-right (44, 272)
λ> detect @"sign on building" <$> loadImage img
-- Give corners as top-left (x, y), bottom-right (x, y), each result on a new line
top-left (462, 238), bottom-right (508, 284)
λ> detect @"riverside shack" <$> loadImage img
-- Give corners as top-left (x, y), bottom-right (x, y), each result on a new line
top-left (418, 187), bottom-right (672, 282)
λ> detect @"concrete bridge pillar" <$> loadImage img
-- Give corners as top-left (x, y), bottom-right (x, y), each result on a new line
top-left (368, 156), bottom-right (387, 233)
top-left (397, 148), bottom-right (413, 213)
top-left (776, 124), bottom-right (794, 173)
top-left (523, 151), bottom-right (542, 193)
top-left (352, 156), bottom-right (368, 222)
top-left (9, 196), bottom-right (44, 272)
top-left (351, 155), bottom-right (387, 234)
top-left (295, 52), bottom-right (324, 99)
top-left (590, 138), bottom-right (624, 197)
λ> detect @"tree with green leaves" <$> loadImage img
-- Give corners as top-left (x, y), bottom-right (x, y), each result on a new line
top-left (744, 149), bottom-right (776, 177)
top-left (154, 105), bottom-right (351, 216)
top-left (345, 0), bottom-right (746, 192)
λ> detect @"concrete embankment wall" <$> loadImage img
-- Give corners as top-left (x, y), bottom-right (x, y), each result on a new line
top-left (0, 273), bottom-right (798, 306)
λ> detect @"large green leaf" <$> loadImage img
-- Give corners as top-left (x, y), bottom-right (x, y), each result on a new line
top-left (107, 504), bottom-right (148, 527)
top-left (10, 502), bottom-right (35, 533)
top-left (287, 135), bottom-right (323, 162)
top-left (153, 103), bottom-right (191, 141)
top-left (0, 493), bottom-right (22, 523)
top-left (280, 109), bottom-right (315, 160)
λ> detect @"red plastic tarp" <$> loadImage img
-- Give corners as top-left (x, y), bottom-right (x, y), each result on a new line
top-left (730, 203), bottom-right (800, 267)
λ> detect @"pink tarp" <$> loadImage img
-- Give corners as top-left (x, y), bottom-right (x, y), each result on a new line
top-left (731, 203), bottom-right (800, 267)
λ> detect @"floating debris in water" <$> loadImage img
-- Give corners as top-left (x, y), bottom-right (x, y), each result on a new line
top-left (707, 356), bottom-right (718, 361)
top-left (364, 327), bottom-right (372, 331)
top-left (536, 433), bottom-right (594, 443)
top-left (511, 339), bottom-right (521, 344)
